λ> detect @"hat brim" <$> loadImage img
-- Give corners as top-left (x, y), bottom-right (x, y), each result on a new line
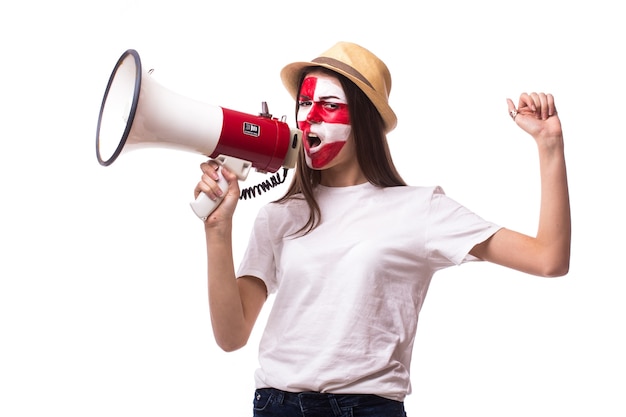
top-left (280, 61), bottom-right (397, 133)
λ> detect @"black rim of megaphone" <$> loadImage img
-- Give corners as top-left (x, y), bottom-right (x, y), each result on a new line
top-left (95, 49), bottom-right (142, 166)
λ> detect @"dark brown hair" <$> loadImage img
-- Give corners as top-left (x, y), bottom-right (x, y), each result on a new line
top-left (275, 67), bottom-right (406, 235)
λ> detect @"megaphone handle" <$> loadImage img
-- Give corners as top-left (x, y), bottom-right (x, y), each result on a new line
top-left (189, 166), bottom-right (229, 221)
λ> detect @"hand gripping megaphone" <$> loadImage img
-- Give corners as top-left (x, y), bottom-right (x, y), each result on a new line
top-left (96, 49), bottom-right (302, 220)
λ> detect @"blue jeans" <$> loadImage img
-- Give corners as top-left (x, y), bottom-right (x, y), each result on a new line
top-left (252, 388), bottom-right (407, 417)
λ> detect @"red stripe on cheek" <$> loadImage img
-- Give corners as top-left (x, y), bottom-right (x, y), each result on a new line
top-left (321, 104), bottom-right (350, 125)
top-left (310, 141), bottom-right (346, 169)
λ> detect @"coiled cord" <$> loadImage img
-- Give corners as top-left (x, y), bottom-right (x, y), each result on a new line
top-left (239, 168), bottom-right (290, 201)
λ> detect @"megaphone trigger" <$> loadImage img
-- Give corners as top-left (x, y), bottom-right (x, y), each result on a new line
top-left (213, 155), bottom-right (253, 181)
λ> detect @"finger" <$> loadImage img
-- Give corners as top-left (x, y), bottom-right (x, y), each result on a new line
top-left (207, 159), bottom-right (221, 169)
top-left (517, 92), bottom-right (536, 112)
top-left (546, 93), bottom-right (557, 116)
top-left (194, 177), bottom-right (216, 199)
top-left (195, 165), bottom-right (226, 199)
top-left (537, 93), bottom-right (549, 120)
top-left (199, 172), bottom-right (224, 199)
top-left (528, 92), bottom-right (542, 115)
top-left (200, 160), bottom-right (221, 181)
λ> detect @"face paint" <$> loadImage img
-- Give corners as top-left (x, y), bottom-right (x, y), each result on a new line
top-left (297, 73), bottom-right (351, 169)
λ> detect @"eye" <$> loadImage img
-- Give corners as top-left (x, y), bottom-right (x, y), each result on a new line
top-left (323, 102), bottom-right (340, 110)
top-left (298, 100), bottom-right (312, 107)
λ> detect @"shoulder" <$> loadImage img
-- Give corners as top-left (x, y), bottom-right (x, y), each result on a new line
top-left (381, 184), bottom-right (444, 196)
top-left (252, 196), bottom-right (309, 236)
top-left (374, 184), bottom-right (446, 205)
top-left (261, 195), bottom-right (308, 216)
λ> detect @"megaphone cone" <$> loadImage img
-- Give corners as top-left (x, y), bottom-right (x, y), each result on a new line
top-left (96, 49), bottom-right (302, 219)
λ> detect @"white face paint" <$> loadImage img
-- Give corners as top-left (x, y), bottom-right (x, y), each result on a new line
top-left (297, 72), bottom-right (352, 169)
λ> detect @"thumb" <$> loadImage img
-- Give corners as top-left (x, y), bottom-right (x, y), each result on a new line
top-left (506, 98), bottom-right (517, 112)
top-left (506, 98), bottom-right (518, 122)
top-left (220, 166), bottom-right (239, 184)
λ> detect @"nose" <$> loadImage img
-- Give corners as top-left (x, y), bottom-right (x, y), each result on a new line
top-left (306, 103), bottom-right (323, 124)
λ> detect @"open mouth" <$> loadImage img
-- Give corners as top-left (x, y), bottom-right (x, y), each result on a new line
top-left (307, 133), bottom-right (322, 150)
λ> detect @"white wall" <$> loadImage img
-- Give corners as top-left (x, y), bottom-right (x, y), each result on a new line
top-left (1, 1), bottom-right (624, 416)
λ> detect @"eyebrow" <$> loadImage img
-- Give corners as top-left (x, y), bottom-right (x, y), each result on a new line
top-left (318, 95), bottom-right (343, 101)
top-left (299, 94), bottom-right (344, 101)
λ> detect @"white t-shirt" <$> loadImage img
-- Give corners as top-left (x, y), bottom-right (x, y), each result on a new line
top-left (237, 182), bottom-right (501, 401)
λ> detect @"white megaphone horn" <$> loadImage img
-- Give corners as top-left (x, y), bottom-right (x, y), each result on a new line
top-left (96, 49), bottom-right (302, 220)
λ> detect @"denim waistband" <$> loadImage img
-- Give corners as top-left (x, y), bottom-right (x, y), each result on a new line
top-left (254, 387), bottom-right (406, 417)
top-left (271, 389), bottom-right (384, 405)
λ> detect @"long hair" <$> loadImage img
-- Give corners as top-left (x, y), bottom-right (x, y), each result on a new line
top-left (275, 67), bottom-right (406, 235)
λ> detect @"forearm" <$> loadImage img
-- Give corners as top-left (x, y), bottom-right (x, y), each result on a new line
top-left (204, 223), bottom-right (249, 351)
top-left (535, 136), bottom-right (571, 276)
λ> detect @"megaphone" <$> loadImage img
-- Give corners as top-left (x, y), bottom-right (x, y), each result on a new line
top-left (96, 49), bottom-right (302, 219)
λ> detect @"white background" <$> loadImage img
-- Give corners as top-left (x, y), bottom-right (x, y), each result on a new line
top-left (1, 1), bottom-right (624, 416)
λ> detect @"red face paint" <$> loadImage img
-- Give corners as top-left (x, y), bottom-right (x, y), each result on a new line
top-left (307, 141), bottom-right (347, 169)
top-left (297, 73), bottom-right (352, 169)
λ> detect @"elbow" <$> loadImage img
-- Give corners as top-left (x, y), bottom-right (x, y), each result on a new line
top-left (541, 265), bottom-right (569, 278)
top-left (219, 342), bottom-right (246, 353)
top-left (538, 256), bottom-right (570, 278)
top-left (215, 335), bottom-right (249, 353)
top-left (533, 242), bottom-right (570, 277)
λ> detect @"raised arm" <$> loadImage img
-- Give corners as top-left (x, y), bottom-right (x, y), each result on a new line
top-left (470, 93), bottom-right (571, 277)
top-left (195, 162), bottom-right (267, 351)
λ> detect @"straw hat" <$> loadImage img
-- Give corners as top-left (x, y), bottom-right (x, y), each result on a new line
top-left (280, 41), bottom-right (397, 133)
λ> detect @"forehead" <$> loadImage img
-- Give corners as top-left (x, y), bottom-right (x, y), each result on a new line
top-left (300, 70), bottom-right (346, 99)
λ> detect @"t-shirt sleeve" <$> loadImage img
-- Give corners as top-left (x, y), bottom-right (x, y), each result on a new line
top-left (236, 206), bottom-right (279, 294)
top-left (426, 186), bottom-right (502, 268)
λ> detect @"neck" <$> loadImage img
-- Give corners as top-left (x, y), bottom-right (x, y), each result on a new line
top-left (319, 164), bottom-right (367, 187)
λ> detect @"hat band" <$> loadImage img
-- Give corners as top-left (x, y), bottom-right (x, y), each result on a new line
top-left (312, 57), bottom-right (373, 89)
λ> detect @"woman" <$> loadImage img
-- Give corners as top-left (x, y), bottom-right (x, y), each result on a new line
top-left (194, 42), bottom-right (571, 416)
